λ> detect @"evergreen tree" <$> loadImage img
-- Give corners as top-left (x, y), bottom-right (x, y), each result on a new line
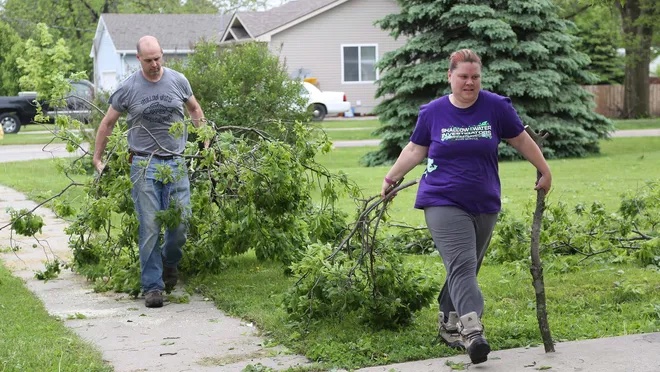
top-left (367, 0), bottom-right (614, 165)
top-left (574, 17), bottom-right (624, 85)
top-left (561, 4), bottom-right (625, 85)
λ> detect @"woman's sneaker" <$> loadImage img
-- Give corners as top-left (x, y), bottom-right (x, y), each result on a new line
top-left (438, 311), bottom-right (464, 349)
top-left (458, 312), bottom-right (490, 364)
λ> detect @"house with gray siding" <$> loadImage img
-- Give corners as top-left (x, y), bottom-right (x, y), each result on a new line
top-left (90, 0), bottom-right (405, 114)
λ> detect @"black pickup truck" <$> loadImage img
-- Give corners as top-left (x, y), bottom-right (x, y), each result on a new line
top-left (0, 80), bottom-right (95, 134)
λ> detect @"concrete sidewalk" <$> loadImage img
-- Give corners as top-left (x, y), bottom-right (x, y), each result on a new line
top-left (357, 333), bottom-right (660, 371)
top-left (611, 128), bottom-right (660, 137)
top-left (0, 185), bottom-right (310, 372)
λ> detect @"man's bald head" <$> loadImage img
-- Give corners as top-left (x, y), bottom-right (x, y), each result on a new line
top-left (136, 36), bottom-right (164, 81)
top-left (136, 35), bottom-right (162, 55)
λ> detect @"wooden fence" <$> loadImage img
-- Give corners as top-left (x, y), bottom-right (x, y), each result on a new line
top-left (582, 84), bottom-right (660, 118)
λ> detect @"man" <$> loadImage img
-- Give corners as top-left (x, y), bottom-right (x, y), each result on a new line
top-left (93, 35), bottom-right (206, 308)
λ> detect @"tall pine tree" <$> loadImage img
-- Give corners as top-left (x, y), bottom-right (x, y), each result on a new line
top-left (559, 3), bottom-right (625, 85)
top-left (574, 17), bottom-right (625, 85)
top-left (367, 0), bottom-right (613, 165)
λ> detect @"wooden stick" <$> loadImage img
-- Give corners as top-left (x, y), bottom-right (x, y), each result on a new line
top-left (524, 125), bottom-right (555, 353)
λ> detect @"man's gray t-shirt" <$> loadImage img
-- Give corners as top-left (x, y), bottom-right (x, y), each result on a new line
top-left (108, 67), bottom-right (193, 156)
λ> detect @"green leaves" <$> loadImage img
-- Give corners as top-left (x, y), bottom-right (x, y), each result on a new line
top-left (15, 23), bottom-right (84, 103)
top-left (8, 208), bottom-right (44, 237)
top-left (58, 41), bottom-right (357, 294)
top-left (440, 5), bottom-right (497, 27)
top-left (34, 259), bottom-right (62, 281)
top-left (283, 243), bottom-right (439, 328)
top-left (183, 128), bottom-right (353, 270)
top-left (169, 41), bottom-right (310, 137)
top-left (635, 238), bottom-right (660, 267)
top-left (0, 21), bottom-right (24, 96)
top-left (487, 181), bottom-right (660, 269)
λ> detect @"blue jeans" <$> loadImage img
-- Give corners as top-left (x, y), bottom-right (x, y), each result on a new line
top-left (130, 155), bottom-right (190, 293)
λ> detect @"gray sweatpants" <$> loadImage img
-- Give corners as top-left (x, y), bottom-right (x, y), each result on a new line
top-left (424, 206), bottom-right (498, 320)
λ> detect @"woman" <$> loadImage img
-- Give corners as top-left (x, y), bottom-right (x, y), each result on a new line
top-left (381, 49), bottom-right (551, 364)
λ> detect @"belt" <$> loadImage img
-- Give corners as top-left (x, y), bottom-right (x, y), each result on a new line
top-left (129, 151), bottom-right (179, 161)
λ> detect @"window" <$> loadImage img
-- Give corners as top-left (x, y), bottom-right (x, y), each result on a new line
top-left (342, 45), bottom-right (378, 83)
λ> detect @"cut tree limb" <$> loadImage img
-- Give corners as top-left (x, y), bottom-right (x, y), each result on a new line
top-left (524, 125), bottom-right (555, 353)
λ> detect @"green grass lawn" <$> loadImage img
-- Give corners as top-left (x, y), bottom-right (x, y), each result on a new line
top-left (323, 128), bottom-right (378, 141)
top-left (203, 255), bottom-right (658, 369)
top-left (0, 136), bottom-right (659, 369)
top-left (2, 123), bottom-right (69, 145)
top-left (315, 136), bottom-right (660, 226)
top-left (613, 118), bottom-right (660, 130)
top-left (320, 118), bottom-right (380, 130)
top-left (317, 118), bottom-right (380, 141)
top-left (3, 117), bottom-right (658, 145)
top-left (0, 264), bottom-right (112, 371)
top-left (317, 117), bottom-right (660, 141)
top-left (19, 123), bottom-right (58, 133)
top-left (0, 159), bottom-right (87, 204)
top-left (1, 123), bottom-right (90, 145)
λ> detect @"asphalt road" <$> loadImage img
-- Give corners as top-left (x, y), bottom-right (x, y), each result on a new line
top-left (0, 143), bottom-right (89, 163)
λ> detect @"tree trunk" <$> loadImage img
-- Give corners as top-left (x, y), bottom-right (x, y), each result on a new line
top-left (617, 0), bottom-right (654, 118)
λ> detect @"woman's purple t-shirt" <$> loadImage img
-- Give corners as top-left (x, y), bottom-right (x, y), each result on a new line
top-left (410, 90), bottom-right (525, 214)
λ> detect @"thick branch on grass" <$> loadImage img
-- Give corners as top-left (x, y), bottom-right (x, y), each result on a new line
top-left (630, 226), bottom-right (653, 240)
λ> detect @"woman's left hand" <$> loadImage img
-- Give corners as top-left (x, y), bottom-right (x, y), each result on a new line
top-left (534, 173), bottom-right (552, 194)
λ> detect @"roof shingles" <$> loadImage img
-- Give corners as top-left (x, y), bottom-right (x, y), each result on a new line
top-left (100, 0), bottom-right (341, 51)
top-left (101, 13), bottom-right (230, 53)
top-left (237, 0), bottom-right (339, 37)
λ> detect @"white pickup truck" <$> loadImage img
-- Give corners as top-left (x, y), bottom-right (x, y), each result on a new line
top-left (301, 82), bottom-right (351, 121)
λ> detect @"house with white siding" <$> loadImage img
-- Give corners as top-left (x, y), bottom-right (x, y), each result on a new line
top-left (90, 0), bottom-right (405, 115)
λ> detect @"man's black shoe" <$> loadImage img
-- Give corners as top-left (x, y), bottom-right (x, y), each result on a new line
top-left (145, 290), bottom-right (164, 308)
top-left (163, 266), bottom-right (178, 292)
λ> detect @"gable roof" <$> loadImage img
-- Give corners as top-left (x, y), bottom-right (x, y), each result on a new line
top-left (239, 0), bottom-right (338, 36)
top-left (222, 0), bottom-right (347, 42)
top-left (94, 0), bottom-right (351, 54)
top-left (99, 13), bottom-right (230, 54)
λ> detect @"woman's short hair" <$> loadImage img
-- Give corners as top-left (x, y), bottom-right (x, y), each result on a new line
top-left (449, 49), bottom-right (482, 71)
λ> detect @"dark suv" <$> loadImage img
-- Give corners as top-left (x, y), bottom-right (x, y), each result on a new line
top-left (0, 80), bottom-right (95, 134)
